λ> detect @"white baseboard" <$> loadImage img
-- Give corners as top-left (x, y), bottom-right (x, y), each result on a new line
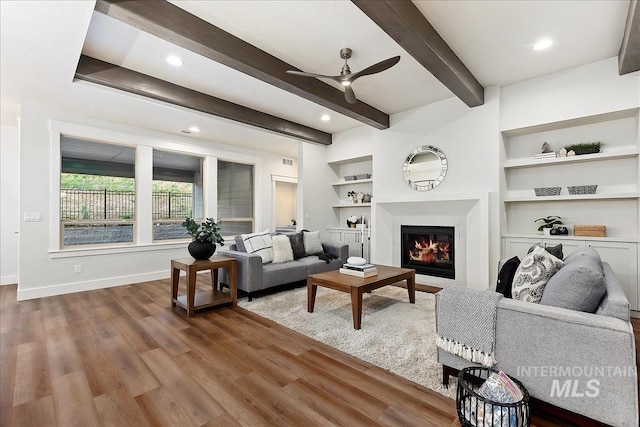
top-left (16, 271), bottom-right (171, 301)
top-left (1, 275), bottom-right (18, 286)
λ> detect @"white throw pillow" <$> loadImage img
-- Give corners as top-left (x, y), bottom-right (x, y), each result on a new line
top-left (512, 246), bottom-right (564, 303)
top-left (241, 230), bottom-right (274, 263)
top-left (272, 235), bottom-right (294, 264)
top-left (303, 230), bottom-right (324, 255)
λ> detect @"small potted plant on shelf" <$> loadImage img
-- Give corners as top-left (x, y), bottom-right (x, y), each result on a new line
top-left (535, 216), bottom-right (562, 235)
top-left (182, 217), bottom-right (224, 260)
top-left (563, 141), bottom-right (602, 155)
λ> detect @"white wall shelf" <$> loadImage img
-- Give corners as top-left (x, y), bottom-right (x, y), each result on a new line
top-left (331, 178), bottom-right (373, 186)
top-left (332, 203), bottom-right (372, 208)
top-left (503, 147), bottom-right (639, 169)
top-left (504, 192), bottom-right (639, 203)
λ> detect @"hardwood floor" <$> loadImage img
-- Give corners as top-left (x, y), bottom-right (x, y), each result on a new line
top-left (0, 277), bottom-right (637, 426)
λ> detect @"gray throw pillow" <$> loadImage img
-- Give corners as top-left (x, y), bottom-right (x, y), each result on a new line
top-left (563, 247), bottom-right (602, 265)
top-left (287, 232), bottom-right (306, 259)
top-left (234, 234), bottom-right (247, 252)
top-left (303, 230), bottom-right (324, 255)
top-left (540, 257), bottom-right (605, 313)
top-left (528, 243), bottom-right (563, 260)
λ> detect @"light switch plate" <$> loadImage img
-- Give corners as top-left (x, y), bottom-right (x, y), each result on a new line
top-left (24, 212), bottom-right (42, 222)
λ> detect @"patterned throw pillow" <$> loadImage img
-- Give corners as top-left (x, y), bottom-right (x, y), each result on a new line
top-left (528, 243), bottom-right (563, 260)
top-left (303, 230), bottom-right (324, 255)
top-left (241, 230), bottom-right (274, 263)
top-left (272, 235), bottom-right (294, 264)
top-left (512, 246), bottom-right (564, 303)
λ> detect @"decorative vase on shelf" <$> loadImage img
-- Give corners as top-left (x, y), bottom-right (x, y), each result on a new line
top-left (542, 228), bottom-right (551, 236)
top-left (188, 240), bottom-right (216, 260)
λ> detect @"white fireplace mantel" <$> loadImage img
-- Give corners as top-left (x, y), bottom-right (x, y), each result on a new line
top-left (371, 192), bottom-right (490, 289)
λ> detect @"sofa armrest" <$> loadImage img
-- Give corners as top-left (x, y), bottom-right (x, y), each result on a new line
top-left (596, 263), bottom-right (630, 322)
top-left (322, 241), bottom-right (348, 261)
top-left (495, 298), bottom-right (637, 427)
top-left (217, 249), bottom-right (264, 293)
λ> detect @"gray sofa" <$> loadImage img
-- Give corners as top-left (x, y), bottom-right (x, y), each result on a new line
top-left (218, 236), bottom-right (347, 300)
top-left (436, 251), bottom-right (638, 427)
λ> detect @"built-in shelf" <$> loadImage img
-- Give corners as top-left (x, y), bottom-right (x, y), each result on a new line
top-left (332, 203), bottom-right (372, 208)
top-left (503, 233), bottom-right (640, 243)
top-left (504, 192), bottom-right (639, 203)
top-left (504, 147), bottom-right (639, 169)
top-left (331, 178), bottom-right (373, 186)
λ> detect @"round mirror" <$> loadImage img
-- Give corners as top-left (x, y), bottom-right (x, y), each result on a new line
top-left (403, 145), bottom-right (448, 191)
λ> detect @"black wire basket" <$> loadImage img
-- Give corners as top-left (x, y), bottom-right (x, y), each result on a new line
top-left (457, 367), bottom-right (530, 427)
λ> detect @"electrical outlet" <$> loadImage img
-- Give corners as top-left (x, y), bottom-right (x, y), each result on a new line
top-left (24, 212), bottom-right (42, 222)
top-left (74, 265), bottom-right (81, 274)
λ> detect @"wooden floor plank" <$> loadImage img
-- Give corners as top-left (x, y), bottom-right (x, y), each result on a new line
top-left (134, 386), bottom-right (198, 427)
top-left (94, 386), bottom-right (150, 427)
top-left (100, 335), bottom-right (161, 397)
top-left (75, 335), bottom-right (126, 397)
top-left (174, 350), bottom-right (289, 427)
top-left (12, 341), bottom-right (50, 406)
top-left (236, 370), bottom-right (339, 426)
top-left (140, 347), bottom-right (225, 425)
top-left (45, 327), bottom-right (84, 378)
top-left (136, 315), bottom-right (191, 356)
top-left (50, 370), bottom-right (101, 426)
top-left (9, 395), bottom-right (55, 427)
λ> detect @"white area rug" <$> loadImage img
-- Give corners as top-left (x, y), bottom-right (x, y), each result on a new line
top-left (239, 285), bottom-right (456, 399)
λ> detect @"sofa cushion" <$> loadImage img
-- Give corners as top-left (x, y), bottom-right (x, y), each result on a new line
top-left (540, 256), bottom-right (606, 313)
top-left (303, 230), bottom-right (324, 255)
top-left (528, 243), bottom-right (563, 260)
top-left (563, 247), bottom-right (602, 266)
top-left (262, 260), bottom-right (307, 287)
top-left (287, 232), bottom-right (306, 259)
top-left (298, 255), bottom-right (343, 275)
top-left (496, 256), bottom-right (520, 298)
top-left (512, 246), bottom-right (564, 303)
top-left (240, 230), bottom-right (274, 263)
top-left (272, 235), bottom-right (294, 264)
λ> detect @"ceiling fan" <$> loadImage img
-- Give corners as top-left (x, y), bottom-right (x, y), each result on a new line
top-left (286, 48), bottom-right (400, 104)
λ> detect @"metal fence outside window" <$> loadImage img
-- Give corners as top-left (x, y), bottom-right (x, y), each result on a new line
top-left (60, 189), bottom-right (192, 220)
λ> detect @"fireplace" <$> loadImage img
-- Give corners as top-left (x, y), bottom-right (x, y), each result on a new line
top-left (401, 225), bottom-right (455, 279)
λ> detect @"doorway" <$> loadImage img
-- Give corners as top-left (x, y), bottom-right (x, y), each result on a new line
top-left (272, 176), bottom-right (298, 232)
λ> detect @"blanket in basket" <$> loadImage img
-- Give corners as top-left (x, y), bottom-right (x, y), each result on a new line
top-left (435, 287), bottom-right (503, 367)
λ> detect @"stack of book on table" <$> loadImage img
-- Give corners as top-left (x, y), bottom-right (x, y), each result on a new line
top-left (339, 263), bottom-right (378, 278)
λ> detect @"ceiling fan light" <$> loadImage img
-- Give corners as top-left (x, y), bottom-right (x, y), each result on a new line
top-left (341, 81), bottom-right (351, 87)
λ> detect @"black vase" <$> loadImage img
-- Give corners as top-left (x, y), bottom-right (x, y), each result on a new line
top-left (188, 240), bottom-right (216, 260)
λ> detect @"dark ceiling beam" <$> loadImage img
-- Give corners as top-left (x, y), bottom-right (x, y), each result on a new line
top-left (75, 55), bottom-right (332, 145)
top-left (352, 0), bottom-right (484, 108)
top-left (93, 0), bottom-right (390, 130)
top-left (619, 0), bottom-right (640, 75)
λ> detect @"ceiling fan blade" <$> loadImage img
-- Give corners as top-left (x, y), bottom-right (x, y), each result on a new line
top-left (349, 56), bottom-right (400, 81)
top-left (286, 70), bottom-right (341, 81)
top-left (344, 86), bottom-right (357, 104)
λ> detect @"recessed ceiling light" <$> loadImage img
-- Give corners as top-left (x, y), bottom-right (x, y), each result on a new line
top-left (533, 39), bottom-right (553, 51)
top-left (166, 55), bottom-right (183, 66)
top-left (188, 126), bottom-right (200, 133)
top-left (321, 114), bottom-right (331, 122)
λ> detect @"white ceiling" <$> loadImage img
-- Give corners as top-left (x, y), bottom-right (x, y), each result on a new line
top-left (0, 0), bottom-right (631, 157)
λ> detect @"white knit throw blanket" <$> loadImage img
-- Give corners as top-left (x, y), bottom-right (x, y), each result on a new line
top-left (435, 286), bottom-right (503, 367)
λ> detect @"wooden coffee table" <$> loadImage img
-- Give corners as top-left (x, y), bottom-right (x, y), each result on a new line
top-left (307, 265), bottom-right (416, 330)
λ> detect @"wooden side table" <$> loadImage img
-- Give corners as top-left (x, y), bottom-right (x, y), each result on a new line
top-left (171, 255), bottom-right (238, 317)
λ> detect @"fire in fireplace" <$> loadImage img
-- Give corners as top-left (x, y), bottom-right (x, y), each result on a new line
top-left (401, 225), bottom-right (455, 279)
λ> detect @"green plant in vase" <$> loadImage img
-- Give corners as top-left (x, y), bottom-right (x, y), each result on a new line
top-left (182, 217), bottom-right (224, 260)
top-left (535, 216), bottom-right (562, 235)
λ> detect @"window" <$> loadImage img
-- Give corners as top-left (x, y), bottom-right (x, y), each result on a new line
top-left (60, 137), bottom-right (135, 247)
top-left (217, 160), bottom-right (254, 236)
top-left (152, 150), bottom-right (203, 241)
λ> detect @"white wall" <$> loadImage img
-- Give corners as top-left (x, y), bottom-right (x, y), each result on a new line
top-left (17, 103), bottom-right (297, 300)
top-left (1, 124), bottom-right (20, 285)
top-left (298, 142), bottom-right (335, 239)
